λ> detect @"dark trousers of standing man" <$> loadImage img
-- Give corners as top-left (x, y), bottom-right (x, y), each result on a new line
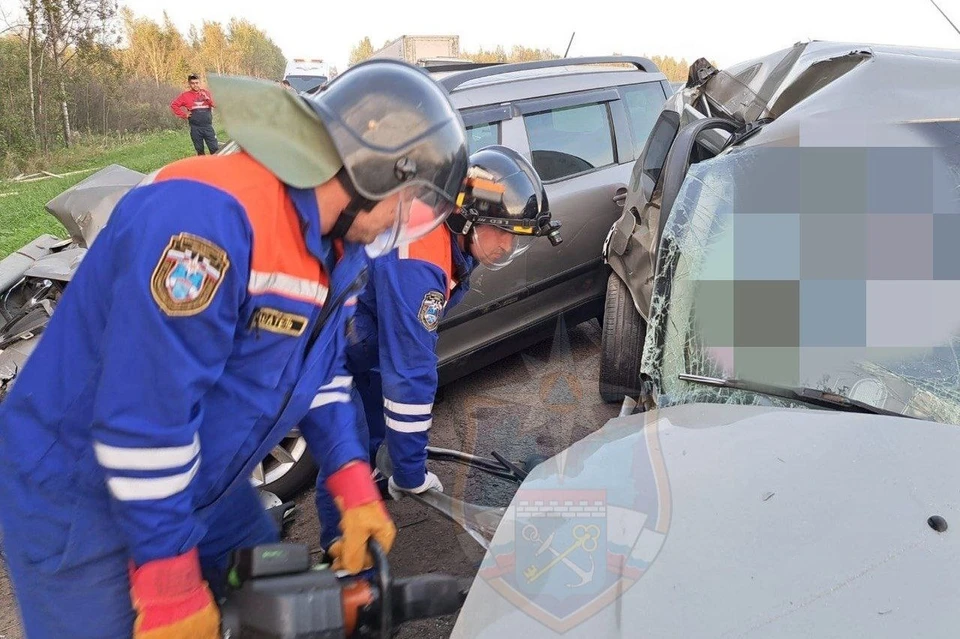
top-left (188, 110), bottom-right (219, 155)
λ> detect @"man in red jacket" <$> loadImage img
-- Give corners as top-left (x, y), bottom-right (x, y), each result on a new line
top-left (170, 74), bottom-right (220, 155)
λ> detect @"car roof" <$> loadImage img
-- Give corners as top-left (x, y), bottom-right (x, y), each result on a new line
top-left (434, 56), bottom-right (668, 109)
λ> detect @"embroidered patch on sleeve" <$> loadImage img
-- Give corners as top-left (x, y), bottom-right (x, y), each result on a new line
top-left (150, 233), bottom-right (230, 316)
top-left (418, 290), bottom-right (446, 331)
top-left (251, 307), bottom-right (309, 337)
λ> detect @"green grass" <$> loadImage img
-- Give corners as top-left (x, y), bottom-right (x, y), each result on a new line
top-left (0, 127), bottom-right (227, 259)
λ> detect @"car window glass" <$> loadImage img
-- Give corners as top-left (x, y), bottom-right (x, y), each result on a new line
top-left (523, 103), bottom-right (615, 181)
top-left (621, 83), bottom-right (667, 157)
top-left (466, 122), bottom-right (500, 154)
top-left (285, 75), bottom-right (327, 92)
top-left (638, 110), bottom-right (681, 194)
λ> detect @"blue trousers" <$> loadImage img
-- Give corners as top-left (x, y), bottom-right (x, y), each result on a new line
top-left (0, 471), bottom-right (277, 638)
top-left (316, 369), bottom-right (386, 550)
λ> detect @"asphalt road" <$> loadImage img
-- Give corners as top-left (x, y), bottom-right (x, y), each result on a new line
top-left (0, 317), bottom-right (621, 639)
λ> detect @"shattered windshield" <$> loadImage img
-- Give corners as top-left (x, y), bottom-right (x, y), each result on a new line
top-left (640, 134), bottom-right (960, 424)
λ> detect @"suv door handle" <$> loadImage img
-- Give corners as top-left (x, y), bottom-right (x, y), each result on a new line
top-left (613, 188), bottom-right (628, 205)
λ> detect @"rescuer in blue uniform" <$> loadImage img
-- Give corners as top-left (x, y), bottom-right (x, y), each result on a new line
top-left (314, 145), bottom-right (560, 552)
top-left (0, 60), bottom-right (470, 639)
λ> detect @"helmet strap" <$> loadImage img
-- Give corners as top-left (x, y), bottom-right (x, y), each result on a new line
top-left (463, 224), bottom-right (475, 256)
top-left (329, 202), bottom-right (360, 239)
top-left (329, 169), bottom-right (378, 240)
top-left (445, 209), bottom-right (476, 236)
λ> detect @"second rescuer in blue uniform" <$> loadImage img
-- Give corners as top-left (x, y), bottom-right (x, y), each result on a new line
top-left (314, 145), bottom-right (561, 551)
top-left (0, 61), bottom-right (470, 639)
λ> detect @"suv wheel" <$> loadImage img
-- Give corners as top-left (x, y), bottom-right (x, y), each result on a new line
top-left (250, 427), bottom-right (318, 500)
top-left (599, 273), bottom-right (647, 403)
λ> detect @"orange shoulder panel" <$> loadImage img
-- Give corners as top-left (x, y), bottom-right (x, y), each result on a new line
top-left (154, 152), bottom-right (321, 282)
top-left (402, 224), bottom-right (454, 297)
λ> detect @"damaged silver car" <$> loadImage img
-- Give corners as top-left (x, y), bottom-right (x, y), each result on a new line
top-left (384, 41), bottom-right (960, 637)
top-left (598, 39), bottom-right (960, 402)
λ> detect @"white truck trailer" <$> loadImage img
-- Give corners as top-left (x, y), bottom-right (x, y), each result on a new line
top-left (369, 35), bottom-right (463, 65)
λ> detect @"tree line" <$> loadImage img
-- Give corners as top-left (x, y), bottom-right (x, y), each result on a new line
top-left (0, 0), bottom-right (286, 172)
top-left (0, 10), bottom-right (707, 174)
top-left (647, 55), bottom-right (697, 83)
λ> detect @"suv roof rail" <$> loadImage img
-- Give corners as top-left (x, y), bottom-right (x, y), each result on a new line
top-left (439, 55), bottom-right (660, 92)
top-left (421, 61), bottom-right (505, 73)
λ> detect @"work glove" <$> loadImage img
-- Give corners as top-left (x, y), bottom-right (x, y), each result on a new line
top-left (325, 460), bottom-right (397, 574)
top-left (129, 547), bottom-right (220, 639)
top-left (387, 470), bottom-right (443, 501)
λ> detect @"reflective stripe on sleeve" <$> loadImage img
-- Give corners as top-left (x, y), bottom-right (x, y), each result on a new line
top-left (248, 270), bottom-right (329, 305)
top-left (106, 457), bottom-right (202, 501)
top-left (311, 391), bottom-right (352, 408)
top-left (94, 434), bottom-right (200, 472)
top-left (319, 376), bottom-right (353, 391)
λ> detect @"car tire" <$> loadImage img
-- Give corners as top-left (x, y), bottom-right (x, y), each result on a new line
top-left (253, 431), bottom-right (319, 501)
top-left (599, 273), bottom-right (647, 403)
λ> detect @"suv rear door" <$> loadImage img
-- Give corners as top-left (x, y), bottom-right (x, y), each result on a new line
top-left (436, 81), bottom-right (667, 383)
top-left (521, 82), bottom-right (667, 327)
top-left (519, 89), bottom-right (632, 320)
top-left (439, 93), bottom-right (629, 377)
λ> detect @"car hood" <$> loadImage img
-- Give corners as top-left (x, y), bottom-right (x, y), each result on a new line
top-left (451, 402), bottom-right (960, 638)
top-left (43, 163), bottom-right (145, 247)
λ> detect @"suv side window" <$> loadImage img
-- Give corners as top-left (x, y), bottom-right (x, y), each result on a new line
top-left (620, 83), bottom-right (668, 157)
top-left (523, 102), bottom-right (615, 182)
top-left (467, 122), bottom-right (500, 154)
top-left (628, 109), bottom-right (680, 200)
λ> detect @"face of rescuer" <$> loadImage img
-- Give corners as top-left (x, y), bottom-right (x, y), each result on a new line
top-left (342, 192), bottom-right (403, 245)
top-left (469, 224), bottom-right (515, 267)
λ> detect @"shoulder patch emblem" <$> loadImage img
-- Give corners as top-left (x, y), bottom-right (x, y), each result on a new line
top-left (418, 290), bottom-right (446, 331)
top-left (150, 233), bottom-right (230, 316)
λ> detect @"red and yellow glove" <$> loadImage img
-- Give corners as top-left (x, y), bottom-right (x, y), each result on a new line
top-left (325, 460), bottom-right (397, 574)
top-left (129, 547), bottom-right (220, 639)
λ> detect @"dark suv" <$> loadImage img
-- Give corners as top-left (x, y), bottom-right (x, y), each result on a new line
top-left (428, 56), bottom-right (673, 384)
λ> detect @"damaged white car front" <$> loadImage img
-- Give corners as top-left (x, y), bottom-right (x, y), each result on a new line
top-left (397, 41), bottom-right (960, 638)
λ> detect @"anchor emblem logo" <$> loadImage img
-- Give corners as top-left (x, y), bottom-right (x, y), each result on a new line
top-left (522, 523), bottom-right (600, 587)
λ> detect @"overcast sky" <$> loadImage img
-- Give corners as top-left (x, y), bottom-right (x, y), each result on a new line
top-left (5, 0), bottom-right (960, 72)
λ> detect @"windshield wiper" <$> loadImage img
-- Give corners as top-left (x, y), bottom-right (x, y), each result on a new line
top-left (678, 373), bottom-right (915, 418)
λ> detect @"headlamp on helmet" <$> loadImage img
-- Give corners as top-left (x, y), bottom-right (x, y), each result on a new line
top-left (453, 160), bottom-right (562, 246)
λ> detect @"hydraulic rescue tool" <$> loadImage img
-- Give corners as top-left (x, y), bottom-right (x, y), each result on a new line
top-left (220, 540), bottom-right (470, 638)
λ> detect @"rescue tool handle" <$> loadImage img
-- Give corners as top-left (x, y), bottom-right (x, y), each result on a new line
top-left (219, 540), bottom-right (469, 638)
top-left (371, 539), bottom-right (392, 639)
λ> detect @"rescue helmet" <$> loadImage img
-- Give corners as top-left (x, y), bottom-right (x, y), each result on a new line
top-left (301, 59), bottom-right (469, 256)
top-left (448, 145), bottom-right (561, 270)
